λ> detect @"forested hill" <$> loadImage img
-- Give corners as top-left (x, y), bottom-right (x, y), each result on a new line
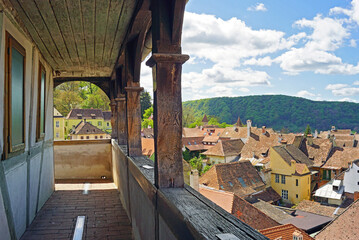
top-left (182, 95), bottom-right (359, 132)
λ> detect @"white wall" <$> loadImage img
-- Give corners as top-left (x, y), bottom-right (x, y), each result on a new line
top-left (0, 10), bottom-right (54, 240)
top-left (344, 163), bottom-right (359, 194)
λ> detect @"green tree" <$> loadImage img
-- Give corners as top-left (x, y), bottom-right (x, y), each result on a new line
top-left (142, 106), bottom-right (153, 129)
top-left (141, 90), bottom-right (152, 117)
top-left (304, 124), bottom-right (312, 137)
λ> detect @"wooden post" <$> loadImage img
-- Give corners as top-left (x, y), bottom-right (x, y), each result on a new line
top-left (110, 100), bottom-right (117, 139)
top-left (147, 54), bottom-right (188, 188)
top-left (147, 0), bottom-right (189, 188)
top-left (115, 95), bottom-right (127, 145)
top-left (125, 84), bottom-right (143, 156)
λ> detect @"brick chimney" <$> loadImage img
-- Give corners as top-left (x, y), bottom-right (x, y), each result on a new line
top-left (307, 134), bottom-right (313, 146)
top-left (292, 230), bottom-right (303, 240)
top-left (190, 170), bottom-right (199, 191)
top-left (247, 120), bottom-right (252, 139)
top-left (262, 126), bottom-right (267, 135)
top-left (354, 191), bottom-right (359, 201)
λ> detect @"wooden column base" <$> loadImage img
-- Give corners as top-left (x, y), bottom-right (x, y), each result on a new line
top-left (146, 53), bottom-right (189, 188)
top-left (125, 86), bottom-right (144, 157)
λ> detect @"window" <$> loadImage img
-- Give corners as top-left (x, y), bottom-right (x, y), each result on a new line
top-left (100, 136), bottom-right (103, 139)
top-left (275, 174), bottom-right (279, 183)
top-left (357, 170), bottom-right (359, 173)
top-left (95, 136), bottom-right (98, 139)
top-left (220, 185), bottom-right (224, 189)
top-left (323, 170), bottom-right (332, 180)
top-left (296, 179), bottom-right (299, 186)
top-left (81, 136), bottom-right (84, 140)
top-left (56, 121), bottom-right (59, 128)
top-left (281, 175), bottom-right (286, 184)
top-left (86, 136), bottom-right (89, 139)
top-left (228, 181), bottom-right (233, 187)
top-left (357, 182), bottom-right (359, 185)
top-left (238, 177), bottom-right (247, 187)
top-left (282, 190), bottom-right (288, 200)
top-left (36, 62), bottom-right (46, 141)
top-left (56, 132), bottom-right (59, 138)
top-left (98, 121), bottom-right (102, 126)
top-left (3, 32), bottom-right (26, 159)
top-left (107, 122), bottom-right (110, 127)
top-left (296, 194), bottom-right (298, 198)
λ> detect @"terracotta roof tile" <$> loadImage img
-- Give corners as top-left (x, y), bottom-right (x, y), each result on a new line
top-left (141, 138), bottom-right (154, 157)
top-left (316, 199), bottom-right (359, 240)
top-left (272, 144), bottom-right (313, 168)
top-left (296, 200), bottom-right (348, 218)
top-left (304, 138), bottom-right (333, 167)
top-left (260, 224), bottom-right (314, 240)
top-left (250, 187), bottom-right (282, 203)
top-left (66, 108), bottom-right (104, 119)
top-left (72, 121), bottom-right (106, 135)
top-left (199, 187), bottom-right (234, 212)
top-left (323, 147), bottom-right (359, 169)
top-left (202, 139), bottom-right (244, 157)
top-left (199, 161), bottom-right (266, 197)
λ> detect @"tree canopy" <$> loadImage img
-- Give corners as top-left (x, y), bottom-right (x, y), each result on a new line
top-left (54, 81), bottom-right (110, 116)
top-left (140, 90), bottom-right (152, 117)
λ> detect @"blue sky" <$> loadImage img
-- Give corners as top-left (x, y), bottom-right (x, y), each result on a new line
top-left (141, 0), bottom-right (359, 102)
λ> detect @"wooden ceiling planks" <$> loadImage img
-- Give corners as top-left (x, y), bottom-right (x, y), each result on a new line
top-left (7, 0), bottom-right (140, 77)
top-left (107, 0), bottom-right (137, 67)
top-left (47, 0), bottom-right (81, 68)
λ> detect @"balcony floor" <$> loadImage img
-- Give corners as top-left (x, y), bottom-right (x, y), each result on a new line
top-left (20, 183), bottom-right (133, 240)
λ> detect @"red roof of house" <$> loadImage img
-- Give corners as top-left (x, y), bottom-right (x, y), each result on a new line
top-left (260, 224), bottom-right (314, 240)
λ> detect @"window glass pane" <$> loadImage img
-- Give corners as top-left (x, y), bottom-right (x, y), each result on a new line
top-left (40, 71), bottom-right (45, 133)
top-left (11, 47), bottom-right (24, 146)
top-left (238, 177), bottom-right (246, 187)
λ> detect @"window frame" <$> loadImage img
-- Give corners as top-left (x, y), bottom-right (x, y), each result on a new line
top-left (275, 174), bottom-right (279, 183)
top-left (281, 189), bottom-right (288, 200)
top-left (36, 62), bottom-right (46, 141)
top-left (3, 32), bottom-right (26, 160)
top-left (56, 121), bottom-right (60, 128)
top-left (281, 175), bottom-right (286, 184)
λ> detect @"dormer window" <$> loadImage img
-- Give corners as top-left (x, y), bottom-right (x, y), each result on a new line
top-left (77, 114), bottom-right (82, 119)
top-left (91, 113), bottom-right (96, 119)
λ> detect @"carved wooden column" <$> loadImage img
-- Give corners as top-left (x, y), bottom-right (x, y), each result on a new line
top-left (110, 100), bottom-right (117, 139)
top-left (125, 83), bottom-right (143, 156)
top-left (147, 0), bottom-right (189, 188)
top-left (115, 95), bottom-right (127, 145)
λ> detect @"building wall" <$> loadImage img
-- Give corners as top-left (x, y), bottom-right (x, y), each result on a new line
top-left (0, 12), bottom-right (54, 239)
top-left (208, 155), bottom-right (225, 164)
top-left (343, 164), bottom-right (359, 194)
top-left (65, 118), bottom-right (111, 135)
top-left (270, 148), bottom-right (311, 205)
top-left (53, 117), bottom-right (65, 140)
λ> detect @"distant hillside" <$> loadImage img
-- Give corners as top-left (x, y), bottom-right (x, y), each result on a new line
top-left (182, 95), bottom-right (359, 133)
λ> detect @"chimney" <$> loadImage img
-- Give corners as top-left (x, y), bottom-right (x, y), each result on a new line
top-left (247, 120), bottom-right (252, 139)
top-left (262, 126), bottom-right (266, 135)
top-left (354, 191), bottom-right (359, 201)
top-left (331, 126), bottom-right (336, 132)
top-left (190, 170), bottom-right (199, 191)
top-left (314, 130), bottom-right (318, 138)
top-left (307, 134), bottom-right (313, 146)
top-left (292, 230), bottom-right (303, 240)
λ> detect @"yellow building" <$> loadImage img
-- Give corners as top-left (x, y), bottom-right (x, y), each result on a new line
top-left (69, 120), bottom-right (110, 140)
top-left (64, 109), bottom-right (111, 137)
top-left (53, 108), bottom-right (65, 140)
top-left (270, 145), bottom-right (312, 205)
top-left (202, 139), bottom-right (244, 165)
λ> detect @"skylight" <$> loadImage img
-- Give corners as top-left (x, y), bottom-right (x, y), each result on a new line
top-left (238, 177), bottom-right (246, 187)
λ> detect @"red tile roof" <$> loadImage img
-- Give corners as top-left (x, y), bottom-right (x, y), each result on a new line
top-left (141, 138), bottom-right (154, 157)
top-left (260, 224), bottom-right (314, 240)
top-left (200, 187), bottom-right (280, 230)
top-left (323, 147), bottom-right (359, 170)
top-left (72, 121), bottom-right (106, 135)
top-left (202, 139), bottom-right (244, 157)
top-left (199, 161), bottom-right (266, 197)
top-left (316, 199), bottom-right (359, 240)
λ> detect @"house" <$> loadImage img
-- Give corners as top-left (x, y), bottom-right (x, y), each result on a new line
top-left (141, 128), bottom-right (154, 138)
top-left (102, 111), bottom-right (112, 133)
top-left (182, 137), bottom-right (208, 160)
top-left (260, 224), bottom-right (314, 240)
top-left (314, 178), bottom-right (344, 206)
top-left (69, 120), bottom-right (110, 140)
top-left (202, 139), bottom-right (244, 164)
top-left (296, 199), bottom-right (352, 218)
top-left (65, 109), bottom-right (112, 136)
top-left (320, 147), bottom-right (359, 182)
top-left (315, 199), bottom-right (359, 240)
top-left (199, 161), bottom-right (266, 197)
top-left (280, 210), bottom-right (333, 234)
top-left (343, 159), bottom-right (359, 196)
top-left (53, 108), bottom-right (65, 140)
top-left (270, 145), bottom-right (313, 205)
top-left (199, 187), bottom-right (280, 230)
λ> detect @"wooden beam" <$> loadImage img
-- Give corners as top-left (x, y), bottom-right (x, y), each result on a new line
top-left (115, 95), bottom-right (127, 145)
top-left (110, 100), bottom-right (118, 139)
top-left (147, 0), bottom-right (189, 188)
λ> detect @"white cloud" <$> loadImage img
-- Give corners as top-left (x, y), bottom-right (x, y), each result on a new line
top-left (331, 87), bottom-right (359, 96)
top-left (330, 0), bottom-right (359, 25)
top-left (353, 81), bottom-right (359, 85)
top-left (325, 84), bottom-right (348, 90)
top-left (297, 90), bottom-right (316, 98)
top-left (350, 39), bottom-right (357, 47)
top-left (338, 97), bottom-right (358, 102)
top-left (243, 56), bottom-right (272, 66)
top-left (239, 88), bottom-right (250, 92)
top-left (247, 3), bottom-right (267, 12)
top-left (183, 12), bottom-right (297, 67)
